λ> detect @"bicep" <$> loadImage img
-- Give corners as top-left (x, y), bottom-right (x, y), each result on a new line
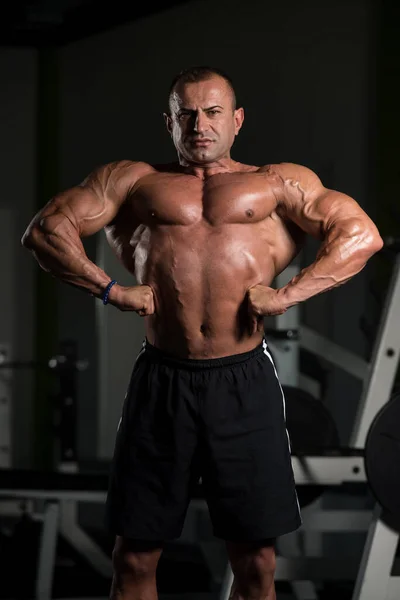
top-left (274, 163), bottom-right (374, 240)
top-left (37, 185), bottom-right (119, 238)
top-left (26, 160), bottom-right (142, 239)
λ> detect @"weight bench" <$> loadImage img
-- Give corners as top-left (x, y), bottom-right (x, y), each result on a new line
top-left (0, 469), bottom-right (109, 600)
top-left (0, 451), bottom-right (367, 600)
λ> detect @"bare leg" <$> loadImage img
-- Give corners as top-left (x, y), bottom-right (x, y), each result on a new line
top-left (110, 537), bottom-right (163, 600)
top-left (226, 538), bottom-right (277, 600)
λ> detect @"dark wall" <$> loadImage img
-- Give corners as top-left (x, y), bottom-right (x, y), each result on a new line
top-left (0, 48), bottom-right (37, 467)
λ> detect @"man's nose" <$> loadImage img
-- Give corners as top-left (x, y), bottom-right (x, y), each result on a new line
top-left (193, 110), bottom-right (207, 133)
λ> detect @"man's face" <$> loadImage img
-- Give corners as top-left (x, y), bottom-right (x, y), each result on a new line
top-left (165, 76), bottom-right (244, 164)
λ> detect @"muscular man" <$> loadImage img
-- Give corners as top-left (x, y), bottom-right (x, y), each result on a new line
top-left (22, 66), bottom-right (382, 600)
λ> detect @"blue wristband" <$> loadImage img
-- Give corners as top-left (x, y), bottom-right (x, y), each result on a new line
top-left (102, 280), bottom-right (117, 305)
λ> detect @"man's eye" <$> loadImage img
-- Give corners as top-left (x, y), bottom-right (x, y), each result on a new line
top-left (207, 110), bottom-right (219, 115)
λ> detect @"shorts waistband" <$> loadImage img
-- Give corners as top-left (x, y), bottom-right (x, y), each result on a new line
top-left (142, 338), bottom-right (266, 370)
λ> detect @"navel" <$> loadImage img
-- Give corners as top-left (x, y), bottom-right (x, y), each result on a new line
top-left (200, 323), bottom-right (212, 337)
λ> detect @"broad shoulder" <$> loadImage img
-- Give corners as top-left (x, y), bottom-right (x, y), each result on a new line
top-left (258, 163), bottom-right (326, 209)
top-left (82, 160), bottom-right (155, 193)
top-left (258, 162), bottom-right (321, 186)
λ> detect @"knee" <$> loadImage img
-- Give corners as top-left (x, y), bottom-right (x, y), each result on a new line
top-left (229, 543), bottom-right (276, 587)
top-left (253, 548), bottom-right (276, 578)
top-left (112, 538), bottom-right (161, 581)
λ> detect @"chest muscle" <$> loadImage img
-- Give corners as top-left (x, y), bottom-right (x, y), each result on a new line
top-left (131, 174), bottom-right (276, 227)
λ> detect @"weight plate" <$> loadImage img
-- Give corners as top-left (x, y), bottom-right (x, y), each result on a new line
top-left (365, 393), bottom-right (400, 519)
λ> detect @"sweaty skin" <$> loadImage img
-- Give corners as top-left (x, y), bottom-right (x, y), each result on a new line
top-left (22, 75), bottom-right (383, 359)
top-left (108, 161), bottom-right (304, 356)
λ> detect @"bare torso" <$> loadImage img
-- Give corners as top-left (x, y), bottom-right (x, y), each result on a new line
top-left (105, 162), bottom-right (305, 358)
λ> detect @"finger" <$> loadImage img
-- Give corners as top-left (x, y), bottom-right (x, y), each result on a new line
top-left (148, 294), bottom-right (155, 314)
top-left (137, 294), bottom-right (155, 316)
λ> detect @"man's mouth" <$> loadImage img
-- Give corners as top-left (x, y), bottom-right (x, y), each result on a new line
top-left (190, 139), bottom-right (214, 147)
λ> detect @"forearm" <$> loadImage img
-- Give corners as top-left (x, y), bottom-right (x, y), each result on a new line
top-left (22, 221), bottom-right (113, 299)
top-left (277, 223), bottom-right (383, 306)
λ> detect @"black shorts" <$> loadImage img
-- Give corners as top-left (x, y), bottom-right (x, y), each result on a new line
top-left (106, 338), bottom-right (302, 542)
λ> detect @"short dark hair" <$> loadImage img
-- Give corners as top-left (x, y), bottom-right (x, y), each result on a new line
top-left (168, 66), bottom-right (237, 110)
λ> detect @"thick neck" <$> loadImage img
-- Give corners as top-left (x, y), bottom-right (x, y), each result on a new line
top-left (177, 153), bottom-right (237, 179)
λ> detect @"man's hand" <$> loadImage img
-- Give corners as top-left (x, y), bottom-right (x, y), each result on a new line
top-left (109, 284), bottom-right (155, 315)
top-left (247, 285), bottom-right (287, 333)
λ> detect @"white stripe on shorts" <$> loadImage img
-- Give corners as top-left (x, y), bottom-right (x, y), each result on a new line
top-left (262, 338), bottom-right (301, 515)
top-left (117, 339), bottom-right (147, 432)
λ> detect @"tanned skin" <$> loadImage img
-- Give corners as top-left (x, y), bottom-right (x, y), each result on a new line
top-left (21, 75), bottom-right (383, 359)
top-left (22, 74), bottom-right (383, 600)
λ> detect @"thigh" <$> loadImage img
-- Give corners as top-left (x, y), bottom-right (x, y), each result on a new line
top-left (200, 347), bottom-right (302, 541)
top-left (106, 357), bottom-right (199, 541)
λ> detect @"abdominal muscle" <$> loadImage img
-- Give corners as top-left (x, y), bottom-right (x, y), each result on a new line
top-left (136, 225), bottom-right (278, 359)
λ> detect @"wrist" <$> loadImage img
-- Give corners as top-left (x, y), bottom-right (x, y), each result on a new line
top-left (102, 280), bottom-right (120, 306)
top-left (276, 286), bottom-right (293, 310)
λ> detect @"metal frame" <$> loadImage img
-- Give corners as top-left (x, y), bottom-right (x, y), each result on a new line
top-left (300, 326), bottom-right (368, 382)
top-left (36, 502), bottom-right (60, 600)
top-left (0, 487), bottom-right (110, 600)
top-left (0, 453), bottom-right (368, 600)
top-left (352, 505), bottom-right (400, 600)
top-left (350, 255), bottom-right (400, 448)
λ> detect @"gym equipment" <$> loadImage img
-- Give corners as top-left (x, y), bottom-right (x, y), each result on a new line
top-left (0, 340), bottom-right (87, 471)
top-left (364, 392), bottom-right (400, 522)
top-left (284, 385), bottom-right (340, 455)
top-left (284, 384), bottom-right (341, 508)
top-left (0, 469), bottom-right (109, 600)
top-left (0, 457), bottom-right (369, 600)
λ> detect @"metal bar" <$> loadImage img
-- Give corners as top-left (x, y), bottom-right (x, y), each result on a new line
top-left (300, 326), bottom-right (368, 381)
top-left (386, 577), bottom-right (400, 600)
top-left (350, 255), bottom-right (400, 447)
top-left (0, 489), bottom-right (106, 502)
top-left (352, 505), bottom-right (398, 600)
top-left (35, 501), bottom-right (59, 600)
top-left (59, 500), bottom-right (112, 577)
top-left (0, 456), bottom-right (367, 506)
top-left (291, 455), bottom-right (366, 484)
top-left (300, 509), bottom-right (372, 531)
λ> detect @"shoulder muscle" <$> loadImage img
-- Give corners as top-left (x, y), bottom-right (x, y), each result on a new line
top-left (31, 160), bottom-right (152, 238)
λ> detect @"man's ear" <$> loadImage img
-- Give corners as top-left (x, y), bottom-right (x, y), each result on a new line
top-left (163, 112), bottom-right (173, 135)
top-left (234, 107), bottom-right (244, 136)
